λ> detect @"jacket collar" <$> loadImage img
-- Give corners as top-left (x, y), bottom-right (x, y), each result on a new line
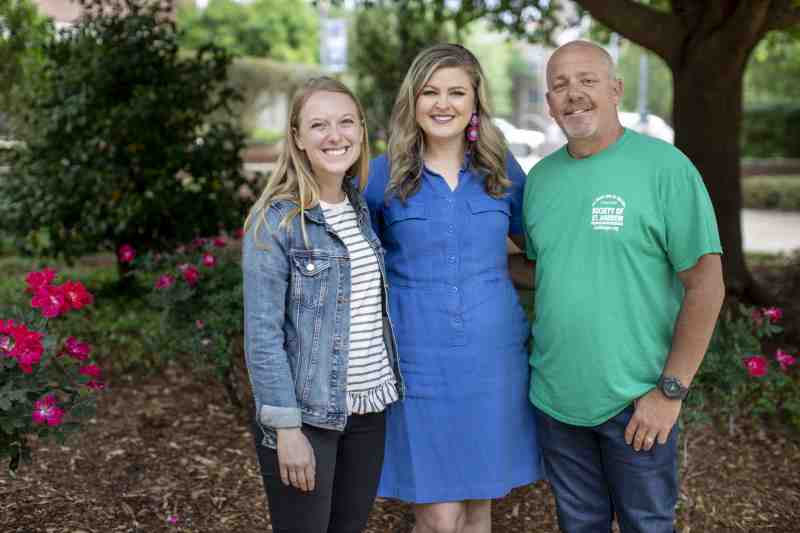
top-left (300, 176), bottom-right (365, 225)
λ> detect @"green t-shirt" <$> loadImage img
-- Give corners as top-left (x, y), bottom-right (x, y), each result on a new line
top-left (523, 128), bottom-right (722, 426)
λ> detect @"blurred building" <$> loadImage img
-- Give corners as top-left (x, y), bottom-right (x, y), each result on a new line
top-left (32, 0), bottom-right (190, 26)
top-left (34, 0), bottom-right (80, 24)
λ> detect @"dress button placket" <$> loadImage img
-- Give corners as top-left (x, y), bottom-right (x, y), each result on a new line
top-left (445, 196), bottom-right (464, 344)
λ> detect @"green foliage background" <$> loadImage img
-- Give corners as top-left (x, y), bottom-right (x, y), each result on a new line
top-left (0, 0), bottom-right (53, 136)
top-left (177, 0), bottom-right (318, 63)
top-left (0, 0), bottom-right (249, 264)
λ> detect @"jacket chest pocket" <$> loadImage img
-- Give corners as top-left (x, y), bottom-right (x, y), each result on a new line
top-left (290, 250), bottom-right (332, 310)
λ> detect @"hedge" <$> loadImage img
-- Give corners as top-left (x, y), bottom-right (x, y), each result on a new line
top-left (741, 104), bottom-right (800, 158)
top-left (743, 176), bottom-right (800, 211)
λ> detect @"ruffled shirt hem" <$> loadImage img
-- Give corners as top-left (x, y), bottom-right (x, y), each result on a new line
top-left (347, 378), bottom-right (399, 414)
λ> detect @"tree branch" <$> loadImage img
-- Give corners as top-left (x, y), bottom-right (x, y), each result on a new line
top-left (712, 0), bottom-right (771, 66)
top-left (766, 0), bottom-right (800, 30)
top-left (574, 0), bottom-right (684, 65)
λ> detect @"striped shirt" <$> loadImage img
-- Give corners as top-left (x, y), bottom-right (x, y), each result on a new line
top-left (320, 197), bottom-right (398, 414)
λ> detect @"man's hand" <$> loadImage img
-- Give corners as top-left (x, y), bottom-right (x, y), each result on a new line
top-left (276, 428), bottom-right (316, 492)
top-left (624, 388), bottom-right (681, 452)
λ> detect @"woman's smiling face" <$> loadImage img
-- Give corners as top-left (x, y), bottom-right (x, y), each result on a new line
top-left (415, 66), bottom-right (475, 145)
top-left (294, 90), bottom-right (362, 182)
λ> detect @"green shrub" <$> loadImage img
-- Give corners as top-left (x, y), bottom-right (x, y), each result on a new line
top-left (741, 104), bottom-right (800, 158)
top-left (742, 176), bottom-right (800, 210)
top-left (0, 0), bottom-right (248, 266)
top-left (0, 0), bottom-right (53, 137)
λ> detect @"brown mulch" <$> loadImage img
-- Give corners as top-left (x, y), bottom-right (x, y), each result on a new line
top-left (2, 366), bottom-right (798, 533)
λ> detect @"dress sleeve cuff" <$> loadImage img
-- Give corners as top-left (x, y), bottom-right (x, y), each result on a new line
top-left (259, 405), bottom-right (302, 428)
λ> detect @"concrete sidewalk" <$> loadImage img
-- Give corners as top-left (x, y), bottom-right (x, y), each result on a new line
top-left (743, 208), bottom-right (800, 254)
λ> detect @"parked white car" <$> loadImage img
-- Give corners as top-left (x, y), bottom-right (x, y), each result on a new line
top-left (618, 112), bottom-right (674, 144)
top-left (492, 118), bottom-right (545, 173)
top-left (507, 141), bottom-right (541, 174)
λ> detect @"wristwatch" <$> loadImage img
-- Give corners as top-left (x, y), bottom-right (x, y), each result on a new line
top-left (657, 375), bottom-right (689, 400)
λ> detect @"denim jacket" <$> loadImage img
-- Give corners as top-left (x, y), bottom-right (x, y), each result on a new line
top-left (242, 181), bottom-right (404, 448)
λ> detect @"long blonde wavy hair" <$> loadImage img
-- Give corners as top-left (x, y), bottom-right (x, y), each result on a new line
top-left (387, 43), bottom-right (510, 201)
top-left (243, 77), bottom-right (370, 245)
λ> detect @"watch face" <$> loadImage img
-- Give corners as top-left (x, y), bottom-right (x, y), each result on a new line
top-left (665, 381), bottom-right (679, 395)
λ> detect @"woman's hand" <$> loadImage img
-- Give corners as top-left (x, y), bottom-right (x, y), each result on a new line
top-left (276, 428), bottom-right (316, 492)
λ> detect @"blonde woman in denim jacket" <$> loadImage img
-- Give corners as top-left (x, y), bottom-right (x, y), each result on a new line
top-left (242, 77), bottom-right (404, 533)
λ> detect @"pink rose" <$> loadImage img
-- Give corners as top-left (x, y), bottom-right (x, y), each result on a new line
top-left (201, 253), bottom-right (216, 268)
top-left (85, 380), bottom-right (105, 390)
top-left (64, 336), bottom-right (92, 361)
top-left (118, 244), bottom-right (136, 264)
top-left (79, 363), bottom-right (102, 379)
top-left (24, 267), bottom-right (57, 294)
top-left (762, 307), bottom-right (783, 323)
top-left (0, 319), bottom-right (16, 356)
top-left (213, 236), bottom-right (227, 248)
top-left (32, 394), bottom-right (65, 426)
top-left (155, 274), bottom-right (176, 289)
top-left (60, 280), bottom-right (94, 311)
top-left (79, 364), bottom-right (105, 390)
top-left (743, 355), bottom-right (768, 377)
top-left (195, 319), bottom-right (205, 330)
top-left (776, 349), bottom-right (797, 371)
top-left (1, 320), bottom-right (45, 373)
top-left (178, 264), bottom-right (200, 286)
top-left (31, 285), bottom-right (67, 318)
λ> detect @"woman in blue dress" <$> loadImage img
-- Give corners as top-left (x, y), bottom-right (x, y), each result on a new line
top-left (364, 44), bottom-right (542, 533)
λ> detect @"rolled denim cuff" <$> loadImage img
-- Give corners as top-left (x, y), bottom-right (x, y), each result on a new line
top-left (259, 404), bottom-right (302, 428)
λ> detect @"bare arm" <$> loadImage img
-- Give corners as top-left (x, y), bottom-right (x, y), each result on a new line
top-left (663, 253), bottom-right (726, 385)
top-left (507, 236), bottom-right (534, 290)
top-left (625, 253), bottom-right (725, 451)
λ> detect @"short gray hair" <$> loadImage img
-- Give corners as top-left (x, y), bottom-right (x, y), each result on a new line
top-left (548, 40), bottom-right (618, 82)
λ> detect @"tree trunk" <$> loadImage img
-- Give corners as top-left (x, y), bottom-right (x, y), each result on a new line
top-left (672, 47), bottom-right (771, 303)
top-left (573, 0), bottom-right (785, 303)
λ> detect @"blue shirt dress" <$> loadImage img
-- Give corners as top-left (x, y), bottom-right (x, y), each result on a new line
top-left (365, 153), bottom-right (542, 503)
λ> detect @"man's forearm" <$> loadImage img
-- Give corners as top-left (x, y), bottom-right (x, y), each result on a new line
top-left (663, 264), bottom-right (725, 385)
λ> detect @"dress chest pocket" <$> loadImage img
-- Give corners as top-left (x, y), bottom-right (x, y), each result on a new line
top-left (467, 196), bottom-right (510, 233)
top-left (384, 201), bottom-right (428, 243)
top-left (289, 250), bottom-right (332, 310)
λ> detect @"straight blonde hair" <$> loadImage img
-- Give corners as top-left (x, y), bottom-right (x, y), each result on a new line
top-left (387, 43), bottom-right (510, 201)
top-left (243, 77), bottom-right (370, 245)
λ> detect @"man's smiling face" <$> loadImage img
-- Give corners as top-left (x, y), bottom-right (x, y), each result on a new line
top-left (546, 43), bottom-right (623, 144)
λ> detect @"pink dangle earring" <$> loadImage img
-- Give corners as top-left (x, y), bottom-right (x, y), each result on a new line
top-left (467, 112), bottom-right (480, 142)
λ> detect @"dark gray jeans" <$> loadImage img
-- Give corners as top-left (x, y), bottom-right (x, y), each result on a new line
top-left (254, 411), bottom-right (386, 533)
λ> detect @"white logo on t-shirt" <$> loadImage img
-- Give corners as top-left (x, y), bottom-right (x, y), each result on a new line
top-left (591, 194), bottom-right (625, 232)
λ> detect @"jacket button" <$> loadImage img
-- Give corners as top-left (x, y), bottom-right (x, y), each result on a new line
top-left (306, 263), bottom-right (315, 272)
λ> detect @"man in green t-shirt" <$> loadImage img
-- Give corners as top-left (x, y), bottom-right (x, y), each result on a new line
top-left (523, 40), bottom-right (725, 532)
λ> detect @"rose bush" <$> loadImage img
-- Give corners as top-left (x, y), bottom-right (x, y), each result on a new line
top-left (686, 304), bottom-right (798, 432)
top-left (1, 268), bottom-right (104, 473)
top-left (134, 231), bottom-right (250, 417)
